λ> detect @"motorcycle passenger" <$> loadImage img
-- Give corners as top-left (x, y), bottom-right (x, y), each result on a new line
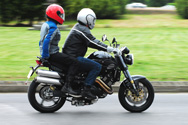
top-left (39, 4), bottom-right (79, 95)
top-left (62, 8), bottom-right (117, 100)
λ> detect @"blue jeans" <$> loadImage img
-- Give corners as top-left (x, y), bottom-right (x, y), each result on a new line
top-left (77, 57), bottom-right (102, 86)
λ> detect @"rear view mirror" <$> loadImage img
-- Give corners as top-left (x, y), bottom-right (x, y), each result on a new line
top-left (112, 37), bottom-right (116, 44)
top-left (102, 34), bottom-right (108, 42)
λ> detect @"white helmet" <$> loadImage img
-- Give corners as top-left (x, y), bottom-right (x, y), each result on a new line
top-left (77, 8), bottom-right (96, 29)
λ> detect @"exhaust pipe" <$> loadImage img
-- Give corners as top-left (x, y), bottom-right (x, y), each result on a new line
top-left (35, 76), bottom-right (62, 86)
top-left (36, 69), bottom-right (61, 78)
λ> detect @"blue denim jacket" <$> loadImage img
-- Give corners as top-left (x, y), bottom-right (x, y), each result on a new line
top-left (39, 20), bottom-right (61, 59)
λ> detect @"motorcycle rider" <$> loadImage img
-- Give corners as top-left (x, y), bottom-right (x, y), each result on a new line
top-left (62, 8), bottom-right (118, 100)
top-left (39, 4), bottom-right (79, 95)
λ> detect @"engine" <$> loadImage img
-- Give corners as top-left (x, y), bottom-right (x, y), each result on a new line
top-left (88, 51), bottom-right (121, 89)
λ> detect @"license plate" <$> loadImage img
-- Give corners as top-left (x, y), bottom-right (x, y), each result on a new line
top-left (27, 70), bottom-right (33, 79)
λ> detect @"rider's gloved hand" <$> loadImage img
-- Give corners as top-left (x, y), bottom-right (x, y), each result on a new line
top-left (107, 46), bottom-right (114, 53)
top-left (113, 48), bottom-right (122, 55)
top-left (107, 46), bottom-right (122, 55)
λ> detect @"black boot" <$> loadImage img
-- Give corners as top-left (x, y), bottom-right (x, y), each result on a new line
top-left (61, 82), bottom-right (78, 95)
top-left (62, 61), bottom-right (80, 96)
top-left (82, 85), bottom-right (96, 100)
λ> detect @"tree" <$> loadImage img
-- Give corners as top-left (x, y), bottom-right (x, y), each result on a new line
top-left (0, 0), bottom-right (45, 25)
top-left (19, 0), bottom-right (45, 25)
top-left (0, 0), bottom-right (14, 23)
top-left (176, 0), bottom-right (188, 19)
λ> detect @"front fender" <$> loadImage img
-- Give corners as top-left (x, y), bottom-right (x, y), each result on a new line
top-left (120, 75), bottom-right (146, 87)
top-left (131, 75), bottom-right (146, 81)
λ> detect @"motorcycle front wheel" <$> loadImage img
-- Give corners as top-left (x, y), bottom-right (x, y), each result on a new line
top-left (28, 80), bottom-right (66, 113)
top-left (118, 78), bottom-right (154, 112)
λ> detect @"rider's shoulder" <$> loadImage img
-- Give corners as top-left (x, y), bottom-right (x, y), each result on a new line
top-left (46, 20), bottom-right (57, 29)
top-left (74, 23), bottom-right (91, 34)
top-left (41, 22), bottom-right (49, 29)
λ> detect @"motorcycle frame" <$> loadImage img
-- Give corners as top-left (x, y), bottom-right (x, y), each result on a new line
top-left (28, 50), bottom-right (146, 95)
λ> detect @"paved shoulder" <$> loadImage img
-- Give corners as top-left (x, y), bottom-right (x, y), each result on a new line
top-left (0, 81), bottom-right (188, 92)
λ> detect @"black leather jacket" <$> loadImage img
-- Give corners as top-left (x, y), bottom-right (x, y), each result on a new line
top-left (62, 23), bottom-right (108, 57)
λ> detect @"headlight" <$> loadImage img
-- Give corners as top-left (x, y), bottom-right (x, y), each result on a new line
top-left (124, 54), bottom-right (134, 65)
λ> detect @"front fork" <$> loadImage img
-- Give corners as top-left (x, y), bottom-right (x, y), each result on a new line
top-left (118, 56), bottom-right (139, 96)
top-left (122, 70), bottom-right (137, 90)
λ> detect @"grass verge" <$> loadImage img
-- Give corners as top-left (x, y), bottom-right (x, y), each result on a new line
top-left (0, 26), bottom-right (188, 81)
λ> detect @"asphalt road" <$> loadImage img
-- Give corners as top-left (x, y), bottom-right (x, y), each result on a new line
top-left (0, 93), bottom-right (187, 125)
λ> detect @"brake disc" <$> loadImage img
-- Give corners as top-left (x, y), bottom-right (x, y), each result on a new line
top-left (126, 86), bottom-right (147, 104)
top-left (39, 86), bottom-right (54, 101)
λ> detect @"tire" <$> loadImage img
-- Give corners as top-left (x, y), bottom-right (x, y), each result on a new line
top-left (118, 78), bottom-right (154, 112)
top-left (28, 80), bottom-right (66, 113)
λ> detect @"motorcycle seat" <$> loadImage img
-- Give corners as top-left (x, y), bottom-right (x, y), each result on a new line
top-left (37, 57), bottom-right (68, 73)
top-left (49, 61), bottom-right (68, 73)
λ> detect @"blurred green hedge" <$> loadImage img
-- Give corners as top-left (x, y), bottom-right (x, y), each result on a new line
top-left (0, 0), bottom-right (128, 24)
top-left (0, 0), bottom-right (45, 25)
top-left (57, 0), bottom-right (128, 19)
top-left (176, 0), bottom-right (188, 19)
top-left (127, 0), bottom-right (175, 7)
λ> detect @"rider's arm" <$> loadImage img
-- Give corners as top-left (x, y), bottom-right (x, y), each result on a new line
top-left (72, 25), bottom-right (112, 52)
top-left (87, 34), bottom-right (108, 51)
top-left (81, 29), bottom-right (108, 51)
top-left (84, 32), bottom-right (117, 54)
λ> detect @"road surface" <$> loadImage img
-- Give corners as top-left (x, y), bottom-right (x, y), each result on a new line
top-left (0, 93), bottom-right (187, 125)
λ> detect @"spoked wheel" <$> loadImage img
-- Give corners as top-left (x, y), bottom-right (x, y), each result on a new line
top-left (118, 78), bottom-right (154, 112)
top-left (28, 80), bottom-right (66, 113)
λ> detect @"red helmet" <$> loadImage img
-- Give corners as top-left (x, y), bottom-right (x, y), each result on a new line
top-left (46, 4), bottom-right (65, 25)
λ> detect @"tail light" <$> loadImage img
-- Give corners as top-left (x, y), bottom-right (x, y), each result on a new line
top-left (36, 60), bottom-right (42, 65)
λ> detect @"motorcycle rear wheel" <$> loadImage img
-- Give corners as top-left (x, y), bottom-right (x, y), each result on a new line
top-left (28, 80), bottom-right (66, 113)
top-left (118, 78), bottom-right (154, 112)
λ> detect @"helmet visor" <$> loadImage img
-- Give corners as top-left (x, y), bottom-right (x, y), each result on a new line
top-left (57, 11), bottom-right (65, 21)
top-left (86, 15), bottom-right (96, 29)
top-left (93, 18), bottom-right (96, 25)
top-left (59, 13), bottom-right (65, 21)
